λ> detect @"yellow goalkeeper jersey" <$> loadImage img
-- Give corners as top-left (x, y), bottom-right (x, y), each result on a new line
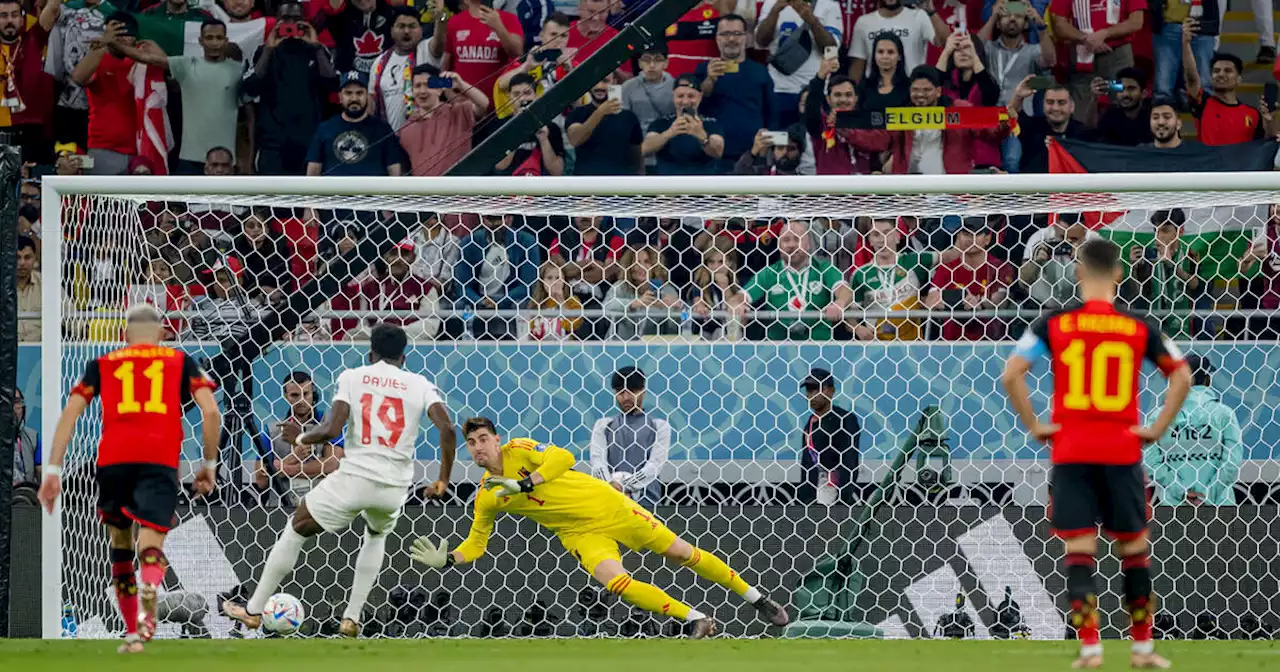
top-left (455, 438), bottom-right (628, 562)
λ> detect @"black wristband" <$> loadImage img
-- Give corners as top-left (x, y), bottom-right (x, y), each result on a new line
top-left (444, 554), bottom-right (456, 568)
top-left (517, 476), bottom-right (535, 493)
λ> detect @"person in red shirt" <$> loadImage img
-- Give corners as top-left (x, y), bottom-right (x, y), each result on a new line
top-left (1003, 239), bottom-right (1190, 670)
top-left (1050, 0), bottom-right (1146, 127)
top-left (38, 304), bottom-right (221, 654)
top-left (663, 0), bottom-right (734, 77)
top-left (924, 216), bottom-right (1015, 340)
top-left (70, 14), bottom-right (153, 175)
top-left (433, 0), bottom-right (523, 108)
top-left (566, 0), bottom-right (628, 79)
top-left (351, 242), bottom-right (442, 339)
top-left (1182, 19), bottom-right (1272, 146)
top-left (0, 0), bottom-right (57, 163)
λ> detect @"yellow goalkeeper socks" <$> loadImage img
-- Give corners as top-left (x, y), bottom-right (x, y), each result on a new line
top-left (682, 547), bottom-right (758, 601)
top-left (605, 573), bottom-right (703, 622)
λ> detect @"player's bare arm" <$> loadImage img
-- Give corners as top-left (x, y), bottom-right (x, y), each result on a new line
top-left (1001, 354), bottom-right (1060, 442)
top-left (1132, 364), bottom-right (1193, 442)
top-left (426, 401), bottom-right (458, 498)
top-left (192, 386), bottom-right (221, 497)
top-left (293, 399), bottom-right (350, 446)
top-left (37, 394), bottom-right (90, 513)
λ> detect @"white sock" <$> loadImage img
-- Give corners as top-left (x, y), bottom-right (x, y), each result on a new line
top-left (1080, 644), bottom-right (1104, 659)
top-left (1132, 640), bottom-right (1154, 655)
top-left (742, 587), bottom-right (762, 603)
top-left (685, 608), bottom-right (708, 622)
top-left (341, 532), bottom-right (388, 623)
top-left (247, 526), bottom-right (306, 615)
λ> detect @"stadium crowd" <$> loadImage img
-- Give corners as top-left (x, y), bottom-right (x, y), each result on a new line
top-left (10, 0), bottom-right (1280, 344)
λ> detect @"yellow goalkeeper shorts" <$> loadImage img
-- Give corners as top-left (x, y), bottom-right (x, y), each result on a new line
top-left (558, 501), bottom-right (678, 574)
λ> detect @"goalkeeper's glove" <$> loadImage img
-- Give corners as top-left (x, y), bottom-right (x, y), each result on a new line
top-left (483, 475), bottom-right (534, 497)
top-left (411, 537), bottom-right (454, 569)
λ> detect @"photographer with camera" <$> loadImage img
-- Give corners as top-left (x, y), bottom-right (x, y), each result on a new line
top-left (734, 128), bottom-right (804, 175)
top-left (1119, 209), bottom-right (1199, 340)
top-left (1006, 75), bottom-right (1088, 174)
top-left (493, 13), bottom-right (574, 119)
top-left (803, 53), bottom-right (888, 175)
top-left (492, 73), bottom-right (565, 175)
top-left (697, 14), bottom-right (775, 168)
top-left (1091, 67), bottom-right (1154, 146)
top-left (641, 74), bottom-right (725, 175)
top-left (1019, 214), bottom-right (1090, 309)
top-left (399, 64), bottom-right (490, 176)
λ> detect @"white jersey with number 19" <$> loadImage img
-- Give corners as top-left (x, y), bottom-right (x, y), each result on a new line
top-left (331, 360), bottom-right (444, 488)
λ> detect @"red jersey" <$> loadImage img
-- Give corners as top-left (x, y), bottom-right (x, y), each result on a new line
top-left (1190, 92), bottom-right (1264, 146)
top-left (71, 345), bottom-right (216, 468)
top-left (566, 23), bottom-right (618, 66)
top-left (664, 2), bottom-right (720, 77)
top-left (930, 253), bottom-right (1015, 340)
top-left (1018, 301), bottom-right (1185, 465)
top-left (445, 9), bottom-right (523, 98)
top-left (86, 53), bottom-right (142, 155)
top-left (1048, 0), bottom-right (1147, 49)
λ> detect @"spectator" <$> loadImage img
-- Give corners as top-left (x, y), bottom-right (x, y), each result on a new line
top-left (978, 2), bottom-right (1053, 171)
top-left (1146, 355), bottom-right (1242, 506)
top-left (524, 261), bottom-right (583, 341)
top-left (588, 367), bottom-right (672, 508)
top-left (306, 71), bottom-right (403, 176)
top-left (937, 32), bottom-right (1001, 169)
top-left (1020, 210), bottom-right (1100, 264)
top-left (1151, 0), bottom-right (1213, 100)
top-left (641, 74), bottom-right (725, 175)
top-left (16, 234), bottom-right (39, 342)
top-left (1007, 79), bottom-right (1087, 173)
top-left (116, 19), bottom-right (242, 174)
top-left (203, 146), bottom-right (235, 176)
top-left (456, 213), bottom-right (541, 340)
top-left (399, 64), bottom-right (489, 176)
top-left (566, 0), bottom-right (622, 70)
top-left (12, 388), bottom-right (39, 489)
top-left (20, 177), bottom-right (37, 208)
top-left (321, 0), bottom-right (395, 77)
top-left (734, 127), bottom-right (804, 175)
top-left (186, 259), bottom-right (259, 341)
top-left (45, 0), bottom-right (112, 150)
top-left (1241, 204), bottom-right (1280, 339)
top-left (754, 0), bottom-right (840, 128)
top-left (550, 215), bottom-right (623, 338)
top-left (603, 246), bottom-right (684, 339)
top-left (259, 371), bottom-right (343, 506)
top-left (810, 216), bottom-right (856, 271)
top-left (492, 13), bottom-right (572, 119)
top-left (435, 0), bottom-right (523, 101)
top-left (1183, 30), bottom-right (1270, 146)
top-left (141, 0), bottom-right (213, 22)
top-left (696, 15), bottom-right (774, 166)
top-left (1049, 0), bottom-right (1145, 127)
top-left (739, 219), bottom-right (852, 340)
top-left (620, 44), bottom-right (675, 170)
top-left (1018, 215), bottom-right (1089, 309)
top-left (53, 142), bottom-right (88, 175)
top-left (665, 0), bottom-right (735, 77)
top-left (492, 0), bottom-right (554, 52)
top-left (1119, 209), bottom-right (1198, 339)
top-left (855, 33), bottom-right (911, 112)
top-left (0, 0), bottom-right (57, 164)
top-left (804, 58), bottom-right (889, 174)
top-left (233, 207), bottom-right (292, 301)
top-left (245, 4), bottom-right (338, 176)
top-left (1092, 67), bottom-right (1154, 146)
top-left (183, 227), bottom-right (220, 280)
top-left (17, 203), bottom-right (38, 244)
top-left (493, 74), bottom-right (566, 175)
top-left (566, 78), bottom-right (644, 175)
top-left (138, 256), bottom-right (188, 339)
top-left (351, 242), bottom-right (441, 339)
top-left (71, 15), bottom-right (151, 175)
top-left (687, 247), bottom-right (745, 340)
top-left (923, 217), bottom-right (1015, 340)
top-left (848, 0), bottom-right (950, 82)
top-left (404, 211), bottom-right (462, 298)
top-left (847, 218), bottom-right (943, 341)
top-left (1147, 95), bottom-right (1183, 148)
top-left (888, 65), bottom-right (1006, 174)
top-left (371, 7), bottom-right (434, 133)
top-left (798, 368), bottom-right (861, 505)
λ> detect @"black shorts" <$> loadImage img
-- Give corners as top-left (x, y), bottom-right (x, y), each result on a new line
top-left (96, 464), bottom-right (180, 532)
top-left (1049, 463), bottom-right (1150, 541)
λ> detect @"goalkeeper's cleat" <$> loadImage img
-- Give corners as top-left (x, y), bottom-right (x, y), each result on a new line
top-left (138, 582), bottom-right (158, 642)
top-left (688, 617), bottom-right (717, 640)
top-left (222, 599), bottom-right (262, 630)
top-left (1131, 653), bottom-right (1172, 669)
top-left (752, 595), bottom-right (789, 626)
top-left (1071, 655), bottom-right (1104, 669)
top-left (339, 618), bottom-right (360, 638)
top-left (117, 633), bottom-right (145, 654)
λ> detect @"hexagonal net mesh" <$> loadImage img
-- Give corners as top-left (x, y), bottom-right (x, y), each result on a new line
top-left (38, 175), bottom-right (1280, 640)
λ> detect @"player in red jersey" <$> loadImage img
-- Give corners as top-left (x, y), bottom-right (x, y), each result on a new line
top-left (1003, 239), bottom-right (1191, 670)
top-left (38, 304), bottom-right (222, 653)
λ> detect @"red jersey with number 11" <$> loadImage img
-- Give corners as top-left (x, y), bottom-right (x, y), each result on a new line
top-left (1016, 301), bottom-right (1185, 465)
top-left (71, 345), bottom-right (216, 468)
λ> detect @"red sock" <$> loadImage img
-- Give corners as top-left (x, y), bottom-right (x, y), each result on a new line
top-left (138, 547), bottom-right (167, 587)
top-left (110, 550), bottom-right (138, 635)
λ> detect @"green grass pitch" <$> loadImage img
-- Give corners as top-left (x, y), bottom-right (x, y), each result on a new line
top-left (1, 639), bottom-right (1277, 671)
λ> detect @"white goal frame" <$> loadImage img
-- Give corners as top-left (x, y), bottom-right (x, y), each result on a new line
top-left (38, 171), bottom-right (1280, 639)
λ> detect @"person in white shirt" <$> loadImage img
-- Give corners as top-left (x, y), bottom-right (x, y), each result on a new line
top-left (754, 0), bottom-right (842, 128)
top-left (371, 7), bottom-right (442, 133)
top-left (588, 367), bottom-right (672, 508)
top-left (848, 0), bottom-right (951, 82)
top-left (224, 323), bottom-right (458, 638)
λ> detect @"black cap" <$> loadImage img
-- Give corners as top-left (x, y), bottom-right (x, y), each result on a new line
top-left (340, 70), bottom-right (368, 90)
top-left (801, 368), bottom-right (834, 391)
top-left (611, 366), bottom-right (646, 392)
top-left (1184, 354), bottom-right (1214, 378)
top-left (673, 74), bottom-right (701, 91)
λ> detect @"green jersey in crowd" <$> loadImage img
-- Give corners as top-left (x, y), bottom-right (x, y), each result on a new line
top-left (744, 257), bottom-right (847, 340)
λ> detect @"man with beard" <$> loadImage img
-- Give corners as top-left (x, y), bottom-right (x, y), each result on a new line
top-left (804, 55), bottom-right (888, 175)
top-left (696, 14), bottom-right (774, 167)
top-left (978, 2), bottom-right (1054, 171)
top-left (371, 7), bottom-right (436, 132)
top-left (1006, 76), bottom-right (1088, 173)
top-left (736, 219), bottom-right (853, 341)
top-left (317, 0), bottom-right (396, 78)
top-left (0, 0), bottom-right (57, 163)
top-left (887, 65), bottom-right (1006, 174)
top-left (71, 14), bottom-right (153, 174)
top-left (734, 127), bottom-right (803, 175)
top-left (924, 216), bottom-right (1016, 341)
top-left (849, 0), bottom-right (951, 82)
top-left (307, 71), bottom-right (403, 176)
top-left (1146, 96), bottom-right (1184, 149)
top-left (1092, 67), bottom-right (1154, 146)
top-left (1183, 18), bottom-right (1271, 146)
top-left (352, 242), bottom-right (441, 340)
top-left (588, 367), bottom-right (673, 509)
top-left (642, 74), bottom-right (725, 175)
top-left (399, 63), bottom-right (489, 176)
top-left (566, 78), bottom-right (644, 175)
top-left (245, 1), bottom-right (337, 175)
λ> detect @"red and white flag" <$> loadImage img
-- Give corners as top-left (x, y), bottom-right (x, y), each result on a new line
top-left (131, 62), bottom-right (172, 175)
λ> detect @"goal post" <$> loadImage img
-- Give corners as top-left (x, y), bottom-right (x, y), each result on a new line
top-left (36, 173), bottom-right (1280, 640)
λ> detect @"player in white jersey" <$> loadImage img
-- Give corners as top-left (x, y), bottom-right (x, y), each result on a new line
top-left (223, 324), bottom-right (457, 637)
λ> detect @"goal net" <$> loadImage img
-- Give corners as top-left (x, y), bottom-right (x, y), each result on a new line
top-left (36, 173), bottom-right (1280, 641)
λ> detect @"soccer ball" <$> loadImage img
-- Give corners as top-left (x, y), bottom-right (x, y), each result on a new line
top-left (262, 593), bottom-right (304, 635)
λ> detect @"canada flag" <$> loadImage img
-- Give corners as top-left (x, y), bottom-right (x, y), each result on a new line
top-left (354, 30), bottom-right (386, 59)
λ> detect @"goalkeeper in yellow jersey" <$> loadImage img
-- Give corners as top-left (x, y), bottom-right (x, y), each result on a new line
top-left (411, 417), bottom-right (789, 638)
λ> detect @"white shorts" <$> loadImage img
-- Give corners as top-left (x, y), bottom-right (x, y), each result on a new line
top-left (302, 470), bottom-right (407, 535)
